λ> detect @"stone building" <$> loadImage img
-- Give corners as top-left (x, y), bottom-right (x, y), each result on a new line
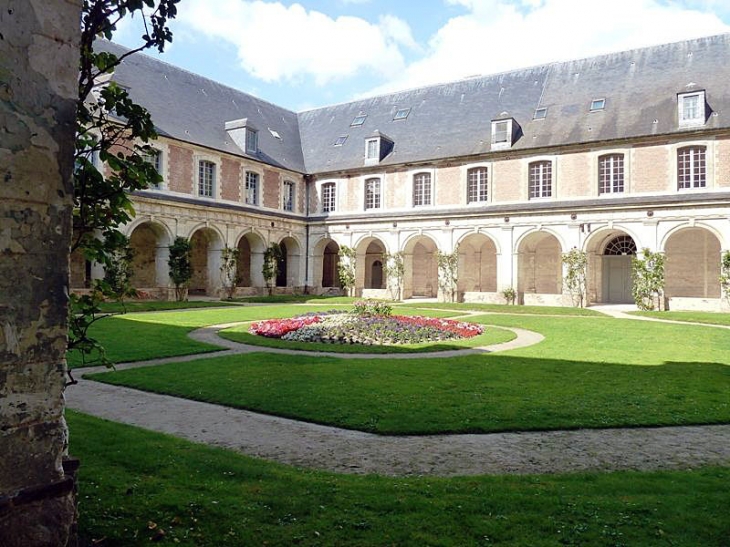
top-left (78, 34), bottom-right (730, 310)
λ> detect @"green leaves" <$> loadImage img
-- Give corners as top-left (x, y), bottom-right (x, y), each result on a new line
top-left (631, 249), bottom-right (666, 311)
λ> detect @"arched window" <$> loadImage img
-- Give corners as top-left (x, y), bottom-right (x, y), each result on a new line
top-left (677, 146), bottom-right (706, 189)
top-left (528, 161), bottom-right (552, 199)
top-left (413, 172), bottom-right (432, 206)
top-left (321, 182), bottom-right (336, 212)
top-left (598, 154), bottom-right (624, 194)
top-left (603, 235), bottom-right (637, 256)
top-left (467, 167), bottom-right (488, 203)
top-left (364, 178), bottom-right (381, 210)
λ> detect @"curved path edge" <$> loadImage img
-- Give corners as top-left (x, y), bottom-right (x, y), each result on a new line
top-left (66, 379), bottom-right (730, 476)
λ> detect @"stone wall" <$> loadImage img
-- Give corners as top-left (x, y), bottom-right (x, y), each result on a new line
top-left (0, 1), bottom-right (80, 545)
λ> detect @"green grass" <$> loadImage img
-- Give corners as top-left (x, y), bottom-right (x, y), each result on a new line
top-left (67, 304), bottom-right (460, 367)
top-left (218, 323), bottom-right (516, 354)
top-left (70, 411), bottom-right (730, 547)
top-left (93, 300), bottom-right (242, 313)
top-left (630, 310), bottom-right (730, 326)
top-left (234, 295), bottom-right (361, 304)
top-left (397, 302), bottom-right (603, 316)
top-left (88, 314), bottom-right (730, 435)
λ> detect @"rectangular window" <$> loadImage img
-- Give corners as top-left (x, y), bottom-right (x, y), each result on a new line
top-left (334, 135), bottom-right (348, 146)
top-left (351, 114), bottom-right (367, 126)
top-left (529, 161), bottom-right (552, 199)
top-left (678, 91), bottom-right (705, 125)
top-left (492, 121), bottom-right (510, 144)
top-left (198, 160), bottom-right (215, 197)
top-left (598, 154), bottom-right (624, 194)
top-left (365, 138), bottom-right (379, 160)
top-left (245, 128), bottom-right (258, 154)
top-left (245, 171), bottom-right (259, 205)
top-left (145, 149), bottom-right (162, 188)
top-left (590, 98), bottom-right (606, 111)
top-left (393, 107), bottom-right (411, 120)
top-left (413, 172), bottom-right (432, 206)
top-left (467, 167), bottom-right (489, 203)
top-left (533, 107), bottom-right (547, 120)
top-left (282, 180), bottom-right (295, 211)
top-left (677, 146), bottom-right (706, 189)
top-left (322, 182), bottom-right (336, 212)
top-left (364, 178), bottom-right (381, 210)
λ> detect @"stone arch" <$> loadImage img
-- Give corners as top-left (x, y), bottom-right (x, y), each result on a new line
top-left (235, 230), bottom-right (266, 289)
top-left (278, 236), bottom-right (301, 289)
top-left (663, 226), bottom-right (722, 299)
top-left (584, 228), bottom-right (638, 304)
top-left (517, 230), bottom-right (563, 300)
top-left (128, 221), bottom-right (173, 291)
top-left (457, 233), bottom-right (498, 295)
top-left (311, 237), bottom-right (341, 291)
top-left (189, 227), bottom-right (224, 296)
top-left (354, 236), bottom-right (388, 291)
top-left (403, 234), bottom-right (438, 299)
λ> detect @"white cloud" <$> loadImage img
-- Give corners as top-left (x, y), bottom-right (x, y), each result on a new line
top-left (362, 0), bottom-right (730, 97)
top-left (177, 0), bottom-right (417, 85)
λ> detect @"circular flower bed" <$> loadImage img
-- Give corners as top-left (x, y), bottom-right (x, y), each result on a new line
top-left (248, 304), bottom-right (484, 346)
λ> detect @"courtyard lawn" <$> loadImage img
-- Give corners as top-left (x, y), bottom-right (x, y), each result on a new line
top-left (87, 314), bottom-right (730, 435)
top-left (69, 411), bottom-right (730, 547)
top-left (397, 302), bottom-right (604, 316)
top-left (67, 304), bottom-right (459, 368)
top-left (93, 300), bottom-right (242, 313)
top-left (629, 310), bottom-right (730, 327)
top-left (234, 295), bottom-right (360, 304)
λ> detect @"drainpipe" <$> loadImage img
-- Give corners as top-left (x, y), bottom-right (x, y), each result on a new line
top-left (304, 174), bottom-right (311, 293)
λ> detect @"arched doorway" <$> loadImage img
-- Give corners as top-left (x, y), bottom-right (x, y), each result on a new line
top-left (276, 241), bottom-right (287, 287)
top-left (189, 227), bottom-right (223, 296)
top-left (517, 231), bottom-right (562, 301)
top-left (457, 233), bottom-right (498, 294)
top-left (665, 227), bottom-right (721, 299)
top-left (371, 260), bottom-right (383, 289)
top-left (322, 241), bottom-right (340, 288)
top-left (277, 237), bottom-right (301, 289)
top-left (129, 222), bottom-right (171, 290)
top-left (403, 235), bottom-right (438, 299)
top-left (363, 240), bottom-right (386, 289)
top-left (601, 235), bottom-right (637, 303)
top-left (236, 231), bottom-right (266, 291)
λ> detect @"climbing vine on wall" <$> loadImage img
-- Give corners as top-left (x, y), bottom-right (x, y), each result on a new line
top-left (437, 249), bottom-right (459, 303)
top-left (562, 247), bottom-right (588, 308)
top-left (383, 251), bottom-right (405, 301)
top-left (631, 248), bottom-right (666, 311)
top-left (337, 245), bottom-right (356, 296)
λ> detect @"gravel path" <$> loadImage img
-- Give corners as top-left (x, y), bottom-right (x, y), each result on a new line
top-left (65, 314), bottom-right (730, 477)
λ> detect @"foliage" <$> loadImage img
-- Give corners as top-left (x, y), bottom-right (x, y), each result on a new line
top-left (720, 250), bottom-right (730, 302)
top-left (562, 247), bottom-right (588, 308)
top-left (69, 0), bottom-right (179, 371)
top-left (262, 243), bottom-right (283, 295)
top-left (437, 248), bottom-right (459, 303)
top-left (219, 246), bottom-right (240, 300)
top-left (501, 287), bottom-right (517, 305)
top-left (337, 245), bottom-right (356, 296)
top-left (631, 248), bottom-right (666, 311)
top-left (382, 251), bottom-right (405, 300)
top-left (168, 236), bottom-right (192, 301)
top-left (353, 299), bottom-right (392, 317)
top-left (101, 233), bottom-right (136, 299)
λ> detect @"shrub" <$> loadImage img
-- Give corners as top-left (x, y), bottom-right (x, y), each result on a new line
top-left (353, 299), bottom-right (392, 317)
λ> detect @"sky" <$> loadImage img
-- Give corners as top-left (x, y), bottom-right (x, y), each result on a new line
top-left (114, 0), bottom-right (730, 112)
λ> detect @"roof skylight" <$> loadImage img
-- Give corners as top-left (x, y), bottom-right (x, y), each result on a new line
top-left (351, 114), bottom-right (367, 126)
top-left (334, 135), bottom-right (348, 146)
top-left (393, 107), bottom-right (411, 120)
top-left (269, 128), bottom-right (281, 139)
top-left (534, 107), bottom-right (547, 120)
top-left (590, 98), bottom-right (606, 111)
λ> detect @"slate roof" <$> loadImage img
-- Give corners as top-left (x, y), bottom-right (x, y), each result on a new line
top-left (101, 33), bottom-right (730, 176)
top-left (98, 41), bottom-right (306, 173)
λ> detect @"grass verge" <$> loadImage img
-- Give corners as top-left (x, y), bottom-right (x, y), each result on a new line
top-left (70, 411), bottom-right (730, 547)
top-left (629, 310), bottom-right (730, 326)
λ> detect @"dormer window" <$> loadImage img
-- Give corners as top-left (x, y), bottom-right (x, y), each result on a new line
top-left (364, 131), bottom-right (393, 165)
top-left (245, 127), bottom-right (258, 154)
top-left (678, 90), bottom-right (706, 126)
top-left (491, 118), bottom-right (516, 150)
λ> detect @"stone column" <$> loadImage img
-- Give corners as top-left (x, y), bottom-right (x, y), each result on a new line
top-left (0, 1), bottom-right (81, 546)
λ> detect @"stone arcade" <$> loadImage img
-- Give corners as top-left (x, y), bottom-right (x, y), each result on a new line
top-left (75, 35), bottom-right (730, 310)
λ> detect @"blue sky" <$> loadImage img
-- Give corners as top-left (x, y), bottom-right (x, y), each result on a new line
top-left (115, 0), bottom-right (730, 112)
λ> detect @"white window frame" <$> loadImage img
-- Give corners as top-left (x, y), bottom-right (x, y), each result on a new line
top-left (364, 176), bottom-right (382, 210)
top-left (412, 170), bottom-right (434, 207)
top-left (463, 163), bottom-right (490, 204)
top-left (244, 170), bottom-right (260, 206)
top-left (491, 119), bottom-right (513, 150)
top-left (320, 181), bottom-right (337, 213)
top-left (671, 140), bottom-right (713, 192)
top-left (365, 138), bottom-right (379, 160)
top-left (282, 179), bottom-right (296, 212)
top-left (597, 153), bottom-right (625, 195)
top-left (678, 91), bottom-right (706, 127)
top-left (195, 154), bottom-right (220, 199)
top-left (590, 98), bottom-right (606, 112)
top-left (526, 157), bottom-right (555, 200)
top-left (245, 127), bottom-right (258, 154)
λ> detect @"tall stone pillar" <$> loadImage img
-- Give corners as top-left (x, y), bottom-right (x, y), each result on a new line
top-left (0, 1), bottom-right (81, 545)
